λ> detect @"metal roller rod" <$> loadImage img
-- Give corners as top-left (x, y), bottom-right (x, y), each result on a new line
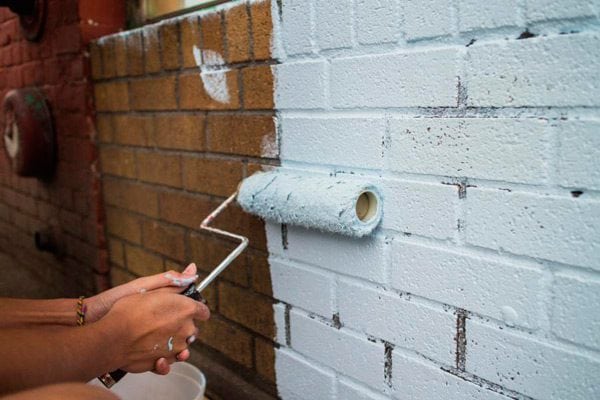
top-left (195, 191), bottom-right (249, 292)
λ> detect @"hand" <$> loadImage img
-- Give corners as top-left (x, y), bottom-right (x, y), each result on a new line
top-left (100, 290), bottom-right (210, 374)
top-left (86, 264), bottom-right (199, 323)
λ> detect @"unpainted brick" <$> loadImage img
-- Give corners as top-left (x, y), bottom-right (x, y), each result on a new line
top-left (199, 316), bottom-right (253, 368)
top-left (100, 147), bottom-right (136, 179)
top-left (158, 191), bottom-right (213, 229)
top-left (111, 267), bottom-right (137, 287)
top-left (189, 232), bottom-right (249, 287)
top-left (108, 238), bottom-right (125, 267)
top-left (250, 0), bottom-right (273, 61)
top-left (242, 65), bottom-right (274, 109)
top-left (207, 114), bottom-right (276, 157)
top-left (125, 244), bottom-right (165, 276)
top-left (100, 38), bottom-right (116, 78)
top-left (219, 281), bottom-right (275, 338)
top-left (143, 26), bottom-right (161, 73)
top-left (136, 152), bottom-right (182, 188)
top-left (225, 4), bottom-right (250, 63)
top-left (113, 36), bottom-right (128, 77)
top-left (180, 15), bottom-right (201, 68)
top-left (142, 220), bottom-right (186, 260)
top-left (94, 81), bottom-right (129, 111)
top-left (103, 179), bottom-right (159, 217)
top-left (255, 337), bottom-right (276, 382)
top-left (182, 157), bottom-right (243, 197)
top-left (126, 31), bottom-right (145, 76)
top-left (105, 207), bottom-right (142, 244)
top-left (96, 114), bottom-right (113, 143)
top-left (200, 12), bottom-right (225, 56)
top-left (113, 115), bottom-right (154, 147)
top-left (160, 22), bottom-right (180, 70)
top-left (153, 114), bottom-right (205, 151)
top-left (130, 76), bottom-right (177, 110)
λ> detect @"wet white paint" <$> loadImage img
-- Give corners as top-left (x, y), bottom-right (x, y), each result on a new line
top-left (192, 45), bottom-right (231, 104)
top-left (167, 336), bottom-right (174, 352)
top-left (164, 273), bottom-right (198, 287)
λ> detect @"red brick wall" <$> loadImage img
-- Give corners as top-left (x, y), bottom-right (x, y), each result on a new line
top-left (91, 1), bottom-right (278, 398)
top-left (0, 0), bottom-right (108, 296)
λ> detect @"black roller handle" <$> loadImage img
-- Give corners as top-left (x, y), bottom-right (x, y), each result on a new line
top-left (97, 284), bottom-right (203, 388)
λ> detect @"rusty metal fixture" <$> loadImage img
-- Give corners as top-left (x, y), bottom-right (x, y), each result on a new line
top-left (2, 88), bottom-right (56, 179)
top-left (0, 0), bottom-right (47, 41)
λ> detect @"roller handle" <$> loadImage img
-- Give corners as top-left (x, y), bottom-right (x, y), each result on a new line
top-left (97, 283), bottom-right (203, 388)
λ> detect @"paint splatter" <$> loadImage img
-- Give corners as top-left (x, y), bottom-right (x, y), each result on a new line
top-left (164, 273), bottom-right (198, 287)
top-left (167, 337), bottom-right (174, 352)
top-left (192, 45), bottom-right (231, 103)
top-left (138, 288), bottom-right (147, 294)
top-left (187, 335), bottom-right (196, 344)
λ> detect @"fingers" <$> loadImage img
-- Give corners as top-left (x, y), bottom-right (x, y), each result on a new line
top-left (193, 300), bottom-right (211, 322)
top-left (153, 357), bottom-right (171, 375)
top-left (176, 348), bottom-right (190, 362)
top-left (137, 264), bottom-right (198, 292)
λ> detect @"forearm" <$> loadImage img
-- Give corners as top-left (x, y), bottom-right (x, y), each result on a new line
top-left (0, 298), bottom-right (79, 328)
top-left (0, 321), bottom-right (124, 394)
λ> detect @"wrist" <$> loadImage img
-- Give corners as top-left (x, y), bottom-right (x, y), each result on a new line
top-left (93, 315), bottom-right (129, 370)
top-left (84, 295), bottom-right (106, 323)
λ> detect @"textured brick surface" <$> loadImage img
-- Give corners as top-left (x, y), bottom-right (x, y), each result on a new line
top-left (467, 320), bottom-right (600, 399)
top-left (92, 3), bottom-right (278, 398)
top-left (467, 34), bottom-right (600, 107)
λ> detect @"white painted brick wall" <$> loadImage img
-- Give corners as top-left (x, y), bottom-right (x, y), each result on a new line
top-left (337, 279), bottom-right (456, 365)
top-left (314, 0), bottom-right (353, 50)
top-left (274, 61), bottom-right (327, 109)
top-left (387, 118), bottom-right (551, 184)
top-left (382, 180), bottom-right (458, 240)
top-left (467, 320), bottom-right (600, 399)
top-left (330, 48), bottom-right (459, 108)
top-left (290, 309), bottom-right (386, 390)
top-left (466, 33), bottom-right (600, 107)
top-left (556, 120), bottom-right (600, 190)
top-left (390, 239), bottom-right (544, 328)
top-left (270, 259), bottom-right (334, 317)
top-left (399, 0), bottom-right (454, 40)
top-left (355, 0), bottom-right (399, 45)
top-left (458, 0), bottom-right (519, 32)
top-left (465, 188), bottom-right (600, 269)
top-left (392, 351), bottom-right (508, 400)
top-left (525, 0), bottom-right (599, 22)
top-left (275, 348), bottom-right (336, 400)
top-left (269, 0), bottom-right (600, 398)
top-left (280, 0), bottom-right (313, 55)
top-left (551, 273), bottom-right (600, 350)
top-left (280, 117), bottom-right (386, 169)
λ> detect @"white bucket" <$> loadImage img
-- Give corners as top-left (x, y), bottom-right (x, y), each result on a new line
top-left (89, 363), bottom-right (206, 400)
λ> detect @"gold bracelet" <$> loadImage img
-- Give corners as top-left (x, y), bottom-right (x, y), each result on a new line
top-left (76, 296), bottom-right (86, 326)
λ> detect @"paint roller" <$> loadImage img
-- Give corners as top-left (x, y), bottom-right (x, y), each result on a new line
top-left (98, 170), bottom-right (382, 388)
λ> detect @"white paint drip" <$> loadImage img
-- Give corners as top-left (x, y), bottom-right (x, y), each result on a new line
top-left (167, 336), bottom-right (174, 352)
top-left (192, 45), bottom-right (231, 104)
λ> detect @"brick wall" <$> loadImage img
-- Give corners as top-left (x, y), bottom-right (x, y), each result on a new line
top-left (0, 0), bottom-right (107, 297)
top-left (91, 1), bottom-right (279, 398)
top-left (271, 0), bottom-right (600, 399)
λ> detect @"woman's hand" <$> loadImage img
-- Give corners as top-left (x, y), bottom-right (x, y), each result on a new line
top-left (86, 264), bottom-right (199, 323)
top-left (99, 290), bottom-right (210, 374)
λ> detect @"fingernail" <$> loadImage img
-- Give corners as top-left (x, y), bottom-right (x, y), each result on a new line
top-left (182, 263), bottom-right (195, 274)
